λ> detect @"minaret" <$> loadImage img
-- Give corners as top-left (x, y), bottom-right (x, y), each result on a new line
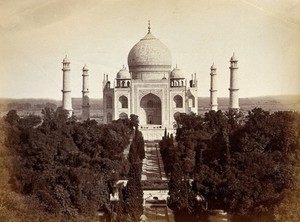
top-left (229, 53), bottom-right (239, 111)
top-left (82, 64), bottom-right (90, 120)
top-left (210, 63), bottom-right (218, 111)
top-left (61, 55), bottom-right (72, 117)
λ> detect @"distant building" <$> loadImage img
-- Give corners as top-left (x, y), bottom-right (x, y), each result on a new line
top-left (102, 23), bottom-right (198, 139)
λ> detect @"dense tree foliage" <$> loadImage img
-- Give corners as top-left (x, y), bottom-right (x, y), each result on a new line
top-left (112, 125), bottom-right (145, 222)
top-left (160, 109), bottom-right (300, 221)
top-left (0, 108), bottom-right (141, 221)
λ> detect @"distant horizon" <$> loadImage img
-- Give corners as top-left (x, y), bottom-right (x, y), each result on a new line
top-left (1, 94), bottom-right (299, 101)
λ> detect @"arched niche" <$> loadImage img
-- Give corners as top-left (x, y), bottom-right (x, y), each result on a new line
top-left (140, 93), bottom-right (161, 125)
top-left (173, 95), bottom-right (183, 108)
top-left (119, 112), bottom-right (128, 119)
top-left (119, 95), bottom-right (128, 108)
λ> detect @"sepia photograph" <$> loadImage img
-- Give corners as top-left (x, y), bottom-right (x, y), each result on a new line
top-left (0, 0), bottom-right (300, 221)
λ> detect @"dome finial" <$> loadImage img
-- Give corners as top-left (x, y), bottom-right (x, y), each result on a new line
top-left (148, 20), bottom-right (151, 33)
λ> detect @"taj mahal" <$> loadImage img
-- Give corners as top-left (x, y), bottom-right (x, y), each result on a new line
top-left (60, 22), bottom-right (240, 140)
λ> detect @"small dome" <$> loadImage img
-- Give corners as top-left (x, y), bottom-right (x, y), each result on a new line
top-left (230, 53), bottom-right (238, 62)
top-left (170, 67), bottom-right (184, 79)
top-left (116, 67), bottom-right (130, 79)
top-left (62, 55), bottom-right (70, 63)
top-left (127, 31), bottom-right (172, 74)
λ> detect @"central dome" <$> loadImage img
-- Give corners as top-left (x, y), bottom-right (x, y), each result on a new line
top-left (127, 29), bottom-right (172, 78)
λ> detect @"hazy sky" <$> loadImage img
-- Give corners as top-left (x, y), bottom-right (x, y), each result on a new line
top-left (0, 0), bottom-right (299, 100)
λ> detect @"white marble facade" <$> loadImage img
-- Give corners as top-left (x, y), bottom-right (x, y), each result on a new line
top-left (103, 24), bottom-right (198, 139)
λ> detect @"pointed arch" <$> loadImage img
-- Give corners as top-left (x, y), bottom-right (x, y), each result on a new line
top-left (173, 95), bottom-right (183, 108)
top-left (140, 93), bottom-right (161, 125)
top-left (119, 95), bottom-right (128, 108)
top-left (119, 112), bottom-right (128, 119)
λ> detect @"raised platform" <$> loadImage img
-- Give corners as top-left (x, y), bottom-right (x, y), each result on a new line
top-left (140, 125), bottom-right (175, 140)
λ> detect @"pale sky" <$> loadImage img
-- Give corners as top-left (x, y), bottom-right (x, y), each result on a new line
top-left (0, 0), bottom-right (299, 100)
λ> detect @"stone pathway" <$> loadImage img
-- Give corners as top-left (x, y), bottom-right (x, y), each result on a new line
top-left (141, 141), bottom-right (167, 181)
top-left (141, 141), bottom-right (174, 221)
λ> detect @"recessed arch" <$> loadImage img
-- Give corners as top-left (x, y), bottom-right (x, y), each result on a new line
top-left (140, 93), bottom-right (161, 125)
top-left (119, 95), bottom-right (128, 108)
top-left (173, 95), bottom-right (183, 108)
top-left (119, 112), bottom-right (128, 119)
